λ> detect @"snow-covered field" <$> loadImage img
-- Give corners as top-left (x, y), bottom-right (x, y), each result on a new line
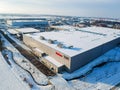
top-left (68, 62), bottom-right (120, 90)
top-left (0, 52), bottom-right (30, 90)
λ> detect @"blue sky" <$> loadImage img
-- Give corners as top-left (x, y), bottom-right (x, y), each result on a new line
top-left (0, 0), bottom-right (120, 18)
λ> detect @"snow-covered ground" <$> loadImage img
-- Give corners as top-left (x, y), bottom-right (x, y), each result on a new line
top-left (68, 62), bottom-right (120, 90)
top-left (0, 52), bottom-right (30, 90)
top-left (50, 75), bottom-right (74, 90)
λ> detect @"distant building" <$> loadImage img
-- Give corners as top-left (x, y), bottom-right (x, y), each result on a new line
top-left (7, 20), bottom-right (49, 31)
top-left (23, 26), bottom-right (120, 73)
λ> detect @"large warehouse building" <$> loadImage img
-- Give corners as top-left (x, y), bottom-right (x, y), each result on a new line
top-left (23, 26), bottom-right (120, 73)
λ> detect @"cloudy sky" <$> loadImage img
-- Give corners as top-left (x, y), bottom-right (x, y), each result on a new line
top-left (0, 0), bottom-right (120, 18)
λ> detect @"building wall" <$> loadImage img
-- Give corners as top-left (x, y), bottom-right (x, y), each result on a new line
top-left (70, 46), bottom-right (102, 72)
top-left (23, 35), bottom-right (70, 69)
top-left (102, 37), bottom-right (120, 53)
top-left (70, 37), bottom-right (120, 72)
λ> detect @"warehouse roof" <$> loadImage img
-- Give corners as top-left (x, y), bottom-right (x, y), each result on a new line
top-left (25, 26), bottom-right (120, 57)
top-left (7, 28), bottom-right (40, 34)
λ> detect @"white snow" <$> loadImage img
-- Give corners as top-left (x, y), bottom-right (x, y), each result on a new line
top-left (13, 52), bottom-right (49, 85)
top-left (68, 62), bottom-right (120, 90)
top-left (50, 75), bottom-right (74, 90)
top-left (25, 26), bottom-right (120, 57)
top-left (0, 53), bottom-right (30, 90)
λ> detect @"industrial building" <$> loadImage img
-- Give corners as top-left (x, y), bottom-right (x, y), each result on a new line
top-left (7, 28), bottom-right (40, 35)
top-left (23, 26), bottom-right (120, 73)
top-left (7, 20), bottom-right (49, 31)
